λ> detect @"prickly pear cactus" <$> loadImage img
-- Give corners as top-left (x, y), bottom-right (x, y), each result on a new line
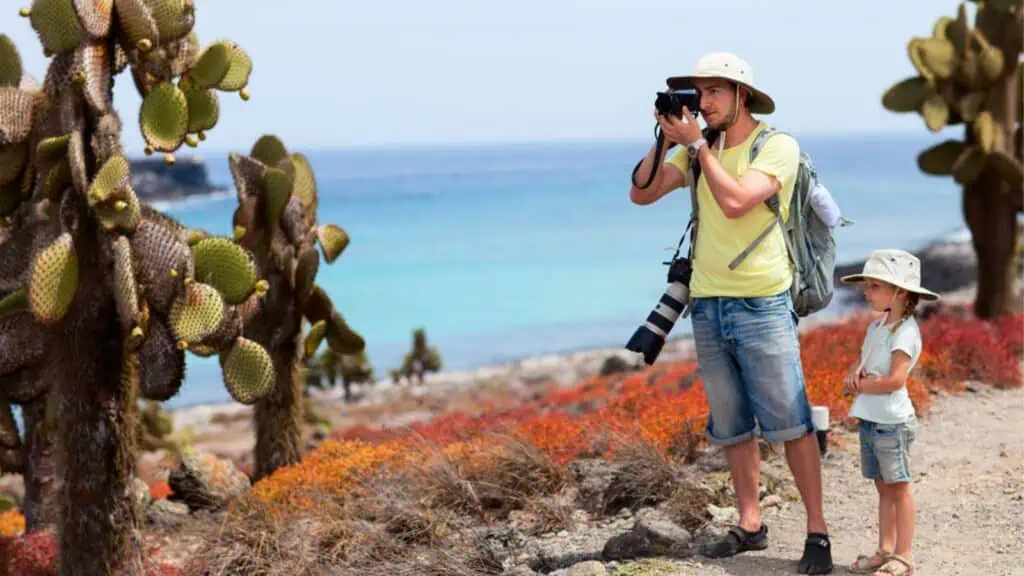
top-left (398, 328), bottom-right (442, 385)
top-left (0, 0), bottom-right (271, 571)
top-left (228, 134), bottom-right (365, 482)
top-left (883, 0), bottom-right (1022, 317)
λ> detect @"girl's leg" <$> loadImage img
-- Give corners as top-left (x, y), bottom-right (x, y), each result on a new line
top-left (890, 481), bottom-right (916, 561)
top-left (876, 478), bottom-right (897, 555)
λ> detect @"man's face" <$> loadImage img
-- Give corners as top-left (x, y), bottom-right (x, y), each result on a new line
top-left (692, 78), bottom-right (740, 129)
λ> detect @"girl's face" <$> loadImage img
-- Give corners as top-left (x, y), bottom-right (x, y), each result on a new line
top-left (861, 279), bottom-right (903, 313)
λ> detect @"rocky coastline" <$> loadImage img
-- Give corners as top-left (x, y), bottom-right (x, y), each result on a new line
top-left (130, 155), bottom-right (227, 202)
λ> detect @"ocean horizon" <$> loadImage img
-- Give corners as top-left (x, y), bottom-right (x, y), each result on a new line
top-left (153, 132), bottom-right (966, 409)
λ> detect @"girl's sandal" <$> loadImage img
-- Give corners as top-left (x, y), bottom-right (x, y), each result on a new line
top-left (849, 548), bottom-right (892, 573)
top-left (872, 554), bottom-right (914, 576)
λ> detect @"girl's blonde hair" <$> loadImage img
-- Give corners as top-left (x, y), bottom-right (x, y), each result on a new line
top-left (890, 290), bottom-right (920, 334)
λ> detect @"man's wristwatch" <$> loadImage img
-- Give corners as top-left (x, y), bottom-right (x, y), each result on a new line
top-left (687, 137), bottom-right (707, 158)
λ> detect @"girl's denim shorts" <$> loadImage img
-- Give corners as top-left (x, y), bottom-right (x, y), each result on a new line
top-left (858, 415), bottom-right (918, 484)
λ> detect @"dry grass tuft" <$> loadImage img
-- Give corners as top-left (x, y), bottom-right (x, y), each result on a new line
top-left (602, 433), bottom-right (681, 514)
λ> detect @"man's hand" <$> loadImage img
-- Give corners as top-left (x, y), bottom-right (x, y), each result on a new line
top-left (655, 106), bottom-right (702, 147)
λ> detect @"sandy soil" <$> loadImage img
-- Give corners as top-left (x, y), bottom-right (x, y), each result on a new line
top-left (626, 383), bottom-right (1024, 576)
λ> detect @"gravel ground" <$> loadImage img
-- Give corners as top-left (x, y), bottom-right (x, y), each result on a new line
top-left (621, 383), bottom-right (1024, 576)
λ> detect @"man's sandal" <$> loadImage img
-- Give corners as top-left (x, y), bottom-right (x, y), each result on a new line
top-left (698, 524), bottom-right (769, 558)
top-left (849, 548), bottom-right (892, 573)
top-left (872, 554), bottom-right (914, 576)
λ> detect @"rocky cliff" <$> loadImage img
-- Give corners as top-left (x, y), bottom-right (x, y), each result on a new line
top-left (130, 156), bottom-right (225, 202)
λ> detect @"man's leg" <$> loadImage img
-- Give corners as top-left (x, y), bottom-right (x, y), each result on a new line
top-left (784, 432), bottom-right (828, 533)
top-left (724, 436), bottom-right (762, 533)
top-left (728, 294), bottom-right (832, 574)
top-left (690, 298), bottom-right (767, 558)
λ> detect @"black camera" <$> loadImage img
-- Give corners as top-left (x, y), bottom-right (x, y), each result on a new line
top-left (654, 89), bottom-right (700, 119)
top-left (625, 256), bottom-right (693, 366)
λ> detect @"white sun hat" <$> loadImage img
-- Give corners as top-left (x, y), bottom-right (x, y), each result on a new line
top-left (666, 52), bottom-right (775, 115)
top-left (840, 249), bottom-right (940, 301)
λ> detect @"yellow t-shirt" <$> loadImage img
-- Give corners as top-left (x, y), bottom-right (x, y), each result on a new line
top-left (665, 122), bottom-right (800, 298)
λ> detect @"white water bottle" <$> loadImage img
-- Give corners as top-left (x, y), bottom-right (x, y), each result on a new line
top-left (809, 183), bottom-right (841, 228)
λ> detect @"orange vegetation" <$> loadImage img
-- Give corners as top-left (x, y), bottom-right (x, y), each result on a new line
top-left (250, 309), bottom-right (1022, 516)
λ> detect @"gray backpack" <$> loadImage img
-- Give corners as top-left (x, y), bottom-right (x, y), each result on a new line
top-left (684, 126), bottom-right (844, 318)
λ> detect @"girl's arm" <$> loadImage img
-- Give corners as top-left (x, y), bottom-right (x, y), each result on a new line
top-left (857, 350), bottom-right (912, 394)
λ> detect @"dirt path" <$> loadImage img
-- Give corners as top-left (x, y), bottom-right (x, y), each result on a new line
top-left (635, 384), bottom-right (1024, 576)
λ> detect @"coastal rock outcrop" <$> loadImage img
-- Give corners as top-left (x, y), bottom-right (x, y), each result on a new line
top-left (130, 156), bottom-right (225, 202)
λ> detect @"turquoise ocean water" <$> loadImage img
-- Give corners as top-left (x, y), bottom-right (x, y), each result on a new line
top-left (158, 134), bottom-right (964, 408)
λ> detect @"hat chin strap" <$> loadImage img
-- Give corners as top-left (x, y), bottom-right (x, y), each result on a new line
top-left (713, 85), bottom-right (742, 157)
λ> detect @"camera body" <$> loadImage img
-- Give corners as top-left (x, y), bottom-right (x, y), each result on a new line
top-left (655, 89), bottom-right (700, 119)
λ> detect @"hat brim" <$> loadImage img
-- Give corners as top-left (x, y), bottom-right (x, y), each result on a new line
top-left (839, 273), bottom-right (941, 302)
top-left (665, 74), bottom-right (775, 115)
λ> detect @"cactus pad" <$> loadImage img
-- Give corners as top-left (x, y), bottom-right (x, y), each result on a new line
top-left (261, 166), bottom-right (292, 226)
top-left (73, 40), bottom-right (112, 113)
top-left (168, 281), bottom-right (226, 345)
top-left (0, 88), bottom-right (35, 146)
top-left (228, 153), bottom-right (265, 202)
top-left (0, 288), bottom-right (28, 318)
top-left (28, 231), bottom-right (78, 324)
top-left (182, 81), bottom-right (219, 133)
top-left (288, 152), bottom-right (318, 220)
top-left (88, 154), bottom-right (130, 205)
top-left (114, 0), bottom-right (159, 48)
top-left (131, 218), bottom-right (193, 312)
top-left (214, 41), bottom-right (252, 92)
top-left (326, 311), bottom-right (365, 354)
top-left (317, 224), bottom-right (350, 263)
top-left (191, 237), bottom-right (258, 305)
top-left (0, 144), bottom-right (29, 188)
top-left (913, 37), bottom-right (956, 80)
top-left (146, 0), bottom-right (193, 43)
top-left (917, 140), bottom-right (966, 175)
top-left (250, 135), bottom-right (288, 167)
top-left (29, 0), bottom-right (84, 55)
top-left (221, 337), bottom-right (274, 404)
top-left (0, 311), bottom-right (44, 376)
top-left (138, 317), bottom-right (185, 401)
top-left (112, 235), bottom-right (140, 331)
top-left (0, 36), bottom-right (22, 88)
top-left (72, 0), bottom-right (114, 37)
top-left (139, 82), bottom-right (188, 152)
top-left (188, 43), bottom-right (231, 89)
top-left (43, 157), bottom-right (72, 201)
top-left (920, 93), bottom-right (949, 132)
top-left (952, 146), bottom-right (986, 185)
top-left (881, 76), bottom-right (931, 113)
top-left (988, 150), bottom-right (1023, 188)
top-left (302, 284), bottom-right (333, 323)
top-left (973, 111), bottom-right (996, 152)
top-left (303, 319), bottom-right (326, 360)
top-left (280, 196), bottom-right (310, 246)
top-left (294, 245), bottom-right (319, 303)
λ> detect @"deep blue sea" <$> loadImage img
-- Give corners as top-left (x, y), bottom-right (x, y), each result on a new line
top-left (157, 134), bottom-right (964, 408)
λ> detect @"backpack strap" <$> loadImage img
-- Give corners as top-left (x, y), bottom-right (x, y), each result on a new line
top-left (725, 127), bottom-right (798, 273)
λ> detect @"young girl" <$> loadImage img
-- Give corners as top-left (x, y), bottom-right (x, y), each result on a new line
top-left (839, 249), bottom-right (939, 576)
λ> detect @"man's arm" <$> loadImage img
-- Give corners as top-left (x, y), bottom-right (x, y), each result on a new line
top-left (695, 133), bottom-right (800, 219)
top-left (629, 139), bottom-right (688, 205)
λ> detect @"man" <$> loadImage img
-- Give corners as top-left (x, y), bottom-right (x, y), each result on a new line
top-left (629, 52), bottom-right (833, 575)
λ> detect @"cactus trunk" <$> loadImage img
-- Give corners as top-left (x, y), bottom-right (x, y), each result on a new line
top-left (253, 344), bottom-right (302, 482)
top-left (21, 394), bottom-right (60, 532)
top-left (54, 234), bottom-right (143, 575)
top-left (964, 164), bottom-right (1020, 318)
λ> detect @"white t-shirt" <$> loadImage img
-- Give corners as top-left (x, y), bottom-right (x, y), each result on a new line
top-left (849, 316), bottom-right (922, 424)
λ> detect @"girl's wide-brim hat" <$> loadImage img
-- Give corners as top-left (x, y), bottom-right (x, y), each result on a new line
top-left (840, 248), bottom-right (940, 301)
top-left (666, 52), bottom-right (776, 115)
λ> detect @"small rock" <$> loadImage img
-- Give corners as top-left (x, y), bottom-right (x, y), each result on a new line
top-left (707, 504), bottom-right (738, 525)
top-left (168, 448), bottom-right (250, 512)
top-left (133, 477), bottom-right (151, 510)
top-left (503, 566), bottom-right (537, 576)
top-left (147, 499), bottom-right (190, 529)
top-left (566, 560), bottom-right (607, 576)
top-left (762, 494), bottom-right (782, 509)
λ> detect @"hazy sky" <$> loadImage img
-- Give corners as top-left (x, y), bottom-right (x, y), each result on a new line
top-left (7, 1), bottom-right (963, 152)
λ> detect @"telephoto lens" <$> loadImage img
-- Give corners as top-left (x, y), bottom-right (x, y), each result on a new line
top-left (625, 258), bottom-right (692, 365)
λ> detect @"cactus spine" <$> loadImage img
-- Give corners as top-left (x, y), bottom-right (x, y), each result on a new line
top-left (883, 0), bottom-right (1023, 317)
top-left (1, 0), bottom-right (272, 571)
top-left (228, 135), bottom-right (365, 482)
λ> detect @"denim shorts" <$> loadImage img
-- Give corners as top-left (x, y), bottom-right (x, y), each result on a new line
top-left (859, 416), bottom-right (917, 484)
top-left (690, 291), bottom-right (814, 446)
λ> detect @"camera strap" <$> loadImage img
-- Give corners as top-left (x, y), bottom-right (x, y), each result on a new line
top-left (631, 125), bottom-right (675, 190)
